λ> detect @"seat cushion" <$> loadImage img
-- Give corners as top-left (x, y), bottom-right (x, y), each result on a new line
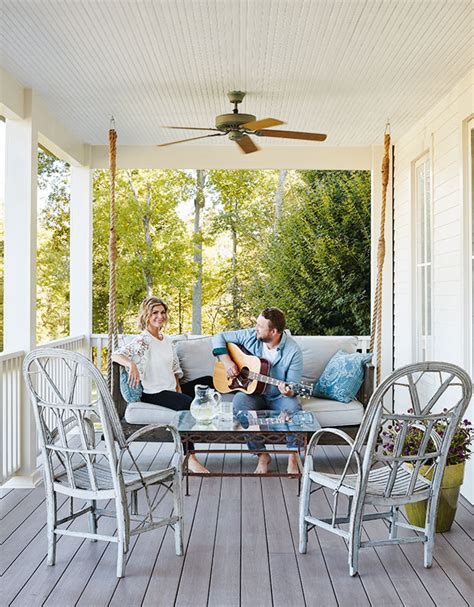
top-left (302, 397), bottom-right (364, 427)
top-left (124, 401), bottom-right (178, 425)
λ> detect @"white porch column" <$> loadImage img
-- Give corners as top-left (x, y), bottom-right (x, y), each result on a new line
top-left (3, 90), bottom-right (40, 486)
top-left (371, 144), bottom-right (394, 383)
top-left (70, 165), bottom-right (93, 347)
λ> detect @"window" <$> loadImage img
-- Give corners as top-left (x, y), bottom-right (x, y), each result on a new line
top-left (414, 155), bottom-right (432, 362)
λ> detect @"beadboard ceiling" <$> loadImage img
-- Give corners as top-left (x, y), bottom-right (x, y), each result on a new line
top-left (1, 0), bottom-right (472, 147)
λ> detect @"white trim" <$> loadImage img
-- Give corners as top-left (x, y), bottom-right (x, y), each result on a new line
top-left (90, 144), bottom-right (373, 170)
top-left (412, 152), bottom-right (433, 362)
top-left (464, 116), bottom-right (474, 375)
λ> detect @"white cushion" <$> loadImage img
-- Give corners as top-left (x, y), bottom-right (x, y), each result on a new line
top-left (124, 402), bottom-right (178, 425)
top-left (302, 397), bottom-right (364, 427)
top-left (176, 336), bottom-right (215, 383)
top-left (292, 336), bottom-right (358, 380)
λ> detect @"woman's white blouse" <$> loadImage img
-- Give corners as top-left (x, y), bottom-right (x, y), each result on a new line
top-left (115, 331), bottom-right (183, 394)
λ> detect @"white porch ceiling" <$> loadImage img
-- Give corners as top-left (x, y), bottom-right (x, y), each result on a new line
top-left (1, 0), bottom-right (472, 148)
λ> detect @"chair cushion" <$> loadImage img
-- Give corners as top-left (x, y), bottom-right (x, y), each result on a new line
top-left (302, 397), bottom-right (364, 427)
top-left (292, 336), bottom-right (358, 381)
top-left (313, 350), bottom-right (372, 403)
top-left (176, 336), bottom-right (215, 383)
top-left (120, 366), bottom-right (143, 403)
top-left (124, 401), bottom-right (178, 425)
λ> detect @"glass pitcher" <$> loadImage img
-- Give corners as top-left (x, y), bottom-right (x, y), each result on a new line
top-left (190, 385), bottom-right (221, 424)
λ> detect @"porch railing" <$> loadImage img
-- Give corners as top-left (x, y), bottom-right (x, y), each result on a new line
top-left (0, 335), bottom-right (87, 485)
top-left (0, 350), bottom-right (23, 484)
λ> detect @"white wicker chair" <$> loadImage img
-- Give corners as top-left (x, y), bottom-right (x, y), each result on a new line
top-left (23, 348), bottom-right (184, 578)
top-left (299, 361), bottom-right (472, 576)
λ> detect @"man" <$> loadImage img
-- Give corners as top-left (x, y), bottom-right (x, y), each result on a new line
top-left (212, 308), bottom-right (303, 475)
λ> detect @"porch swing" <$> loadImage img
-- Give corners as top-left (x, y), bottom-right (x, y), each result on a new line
top-left (106, 122), bottom-right (391, 443)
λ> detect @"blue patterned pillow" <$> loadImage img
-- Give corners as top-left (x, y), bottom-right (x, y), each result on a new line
top-left (313, 350), bottom-right (372, 403)
top-left (119, 366), bottom-right (143, 403)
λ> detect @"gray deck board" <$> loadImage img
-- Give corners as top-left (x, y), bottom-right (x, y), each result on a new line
top-left (2, 444), bottom-right (473, 607)
top-left (207, 448), bottom-right (242, 607)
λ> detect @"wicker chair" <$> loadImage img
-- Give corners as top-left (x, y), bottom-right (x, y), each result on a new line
top-left (298, 361), bottom-right (472, 576)
top-left (23, 348), bottom-right (184, 578)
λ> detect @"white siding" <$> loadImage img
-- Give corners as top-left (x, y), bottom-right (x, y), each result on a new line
top-left (393, 68), bottom-right (474, 501)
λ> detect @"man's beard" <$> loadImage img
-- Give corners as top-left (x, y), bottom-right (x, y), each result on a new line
top-left (257, 335), bottom-right (272, 343)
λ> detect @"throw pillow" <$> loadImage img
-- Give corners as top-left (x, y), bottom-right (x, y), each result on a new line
top-left (119, 366), bottom-right (143, 403)
top-left (313, 350), bottom-right (372, 403)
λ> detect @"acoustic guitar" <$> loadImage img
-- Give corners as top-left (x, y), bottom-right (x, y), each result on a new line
top-left (213, 342), bottom-right (313, 398)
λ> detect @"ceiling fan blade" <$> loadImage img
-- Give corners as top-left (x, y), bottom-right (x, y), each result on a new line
top-left (255, 129), bottom-right (327, 141)
top-left (236, 135), bottom-right (260, 154)
top-left (157, 133), bottom-right (225, 147)
top-left (241, 117), bottom-right (285, 130)
top-left (161, 125), bottom-right (220, 132)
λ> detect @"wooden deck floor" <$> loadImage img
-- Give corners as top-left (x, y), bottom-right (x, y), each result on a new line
top-left (1, 443), bottom-right (473, 607)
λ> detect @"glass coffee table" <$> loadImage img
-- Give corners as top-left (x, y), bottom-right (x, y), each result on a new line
top-left (176, 409), bottom-right (321, 494)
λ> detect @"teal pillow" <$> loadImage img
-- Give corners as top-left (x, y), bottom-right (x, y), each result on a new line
top-left (313, 350), bottom-right (372, 403)
top-left (119, 366), bottom-right (143, 403)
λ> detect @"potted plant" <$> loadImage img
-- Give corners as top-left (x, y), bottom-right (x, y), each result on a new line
top-left (381, 413), bottom-right (474, 532)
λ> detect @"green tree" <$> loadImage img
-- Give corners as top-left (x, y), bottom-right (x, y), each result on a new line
top-left (205, 170), bottom-right (279, 329)
top-left (92, 169), bottom-right (195, 334)
top-left (253, 170), bottom-right (371, 335)
top-left (36, 150), bottom-right (70, 343)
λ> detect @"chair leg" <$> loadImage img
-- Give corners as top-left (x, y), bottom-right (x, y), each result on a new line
top-left (89, 499), bottom-right (98, 541)
top-left (298, 470), bottom-right (311, 554)
top-left (424, 497), bottom-right (437, 568)
top-left (173, 470), bottom-right (184, 556)
top-left (46, 491), bottom-right (57, 566)
top-left (389, 506), bottom-right (399, 540)
top-left (348, 505), bottom-right (363, 576)
top-left (115, 495), bottom-right (130, 577)
top-left (131, 490), bottom-right (138, 516)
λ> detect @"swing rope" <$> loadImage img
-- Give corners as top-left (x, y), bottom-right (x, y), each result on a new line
top-left (369, 125), bottom-right (391, 385)
top-left (107, 118), bottom-right (118, 390)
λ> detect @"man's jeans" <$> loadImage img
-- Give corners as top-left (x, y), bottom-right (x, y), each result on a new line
top-left (232, 392), bottom-right (301, 451)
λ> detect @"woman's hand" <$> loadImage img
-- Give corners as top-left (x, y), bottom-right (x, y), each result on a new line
top-left (128, 362), bottom-right (140, 387)
top-left (175, 377), bottom-right (182, 393)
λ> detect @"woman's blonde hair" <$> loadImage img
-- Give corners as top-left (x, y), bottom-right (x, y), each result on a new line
top-left (138, 296), bottom-right (168, 330)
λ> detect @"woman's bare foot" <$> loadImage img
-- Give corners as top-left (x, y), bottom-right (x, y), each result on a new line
top-left (254, 453), bottom-right (271, 474)
top-left (187, 454), bottom-right (210, 474)
top-left (287, 453), bottom-right (301, 476)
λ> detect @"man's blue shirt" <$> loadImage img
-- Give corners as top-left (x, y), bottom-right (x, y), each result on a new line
top-left (212, 328), bottom-right (303, 400)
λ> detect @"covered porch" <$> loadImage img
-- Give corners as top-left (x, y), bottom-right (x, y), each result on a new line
top-left (1, 1), bottom-right (473, 603)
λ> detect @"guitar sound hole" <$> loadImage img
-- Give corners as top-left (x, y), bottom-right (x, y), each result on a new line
top-left (240, 366), bottom-right (249, 379)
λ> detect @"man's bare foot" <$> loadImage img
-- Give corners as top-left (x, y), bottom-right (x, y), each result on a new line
top-left (254, 453), bottom-right (271, 474)
top-left (287, 453), bottom-right (301, 476)
top-left (187, 454), bottom-right (210, 474)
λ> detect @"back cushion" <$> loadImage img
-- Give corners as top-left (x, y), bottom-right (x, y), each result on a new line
top-left (176, 336), bottom-right (215, 383)
top-left (292, 336), bottom-right (358, 381)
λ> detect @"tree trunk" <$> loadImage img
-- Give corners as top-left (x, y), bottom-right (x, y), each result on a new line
top-left (192, 169), bottom-right (206, 334)
top-left (274, 169), bottom-right (287, 230)
top-left (231, 198), bottom-right (239, 329)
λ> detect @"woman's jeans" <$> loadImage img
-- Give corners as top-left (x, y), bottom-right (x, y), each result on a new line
top-left (232, 392), bottom-right (301, 451)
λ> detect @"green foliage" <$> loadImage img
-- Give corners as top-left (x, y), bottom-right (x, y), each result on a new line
top-left (252, 170), bottom-right (371, 335)
top-left (36, 150), bottom-right (70, 343)
top-left (33, 160), bottom-right (371, 343)
top-left (92, 169), bottom-right (194, 334)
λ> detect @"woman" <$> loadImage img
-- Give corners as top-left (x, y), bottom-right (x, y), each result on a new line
top-left (112, 296), bottom-right (213, 474)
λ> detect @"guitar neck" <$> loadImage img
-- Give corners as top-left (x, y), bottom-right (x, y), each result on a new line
top-left (248, 370), bottom-right (286, 389)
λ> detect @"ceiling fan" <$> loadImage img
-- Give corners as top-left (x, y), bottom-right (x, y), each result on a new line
top-left (158, 91), bottom-right (327, 154)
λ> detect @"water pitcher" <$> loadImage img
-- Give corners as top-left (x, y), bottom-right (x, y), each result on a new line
top-left (190, 385), bottom-right (221, 424)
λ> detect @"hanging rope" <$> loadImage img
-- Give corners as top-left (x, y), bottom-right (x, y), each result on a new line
top-left (107, 118), bottom-right (119, 390)
top-left (369, 124), bottom-right (391, 385)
